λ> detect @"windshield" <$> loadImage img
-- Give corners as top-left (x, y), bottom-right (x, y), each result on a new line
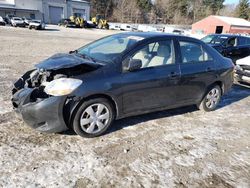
top-left (14, 18), bottom-right (22, 21)
top-left (77, 35), bottom-right (143, 63)
top-left (201, 35), bottom-right (228, 45)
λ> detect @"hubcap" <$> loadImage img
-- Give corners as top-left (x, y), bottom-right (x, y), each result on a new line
top-left (80, 103), bottom-right (110, 134)
top-left (205, 88), bottom-right (220, 109)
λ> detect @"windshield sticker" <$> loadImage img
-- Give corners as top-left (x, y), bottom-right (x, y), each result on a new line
top-left (127, 36), bottom-right (144, 41)
top-left (220, 37), bottom-right (228, 39)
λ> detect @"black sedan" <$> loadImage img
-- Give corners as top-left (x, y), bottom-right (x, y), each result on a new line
top-left (12, 33), bottom-right (234, 137)
top-left (201, 34), bottom-right (250, 63)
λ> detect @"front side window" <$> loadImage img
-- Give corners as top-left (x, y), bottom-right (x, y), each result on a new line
top-left (227, 37), bottom-right (237, 47)
top-left (201, 35), bottom-right (228, 45)
top-left (180, 41), bottom-right (213, 63)
top-left (131, 40), bottom-right (175, 69)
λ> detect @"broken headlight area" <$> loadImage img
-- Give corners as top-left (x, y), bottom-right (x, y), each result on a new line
top-left (12, 63), bottom-right (96, 99)
top-left (12, 69), bottom-right (63, 96)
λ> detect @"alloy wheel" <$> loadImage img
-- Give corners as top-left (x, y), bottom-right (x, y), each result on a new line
top-left (80, 103), bottom-right (110, 134)
top-left (205, 88), bottom-right (220, 109)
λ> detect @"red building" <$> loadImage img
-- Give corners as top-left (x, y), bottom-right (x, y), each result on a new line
top-left (192, 15), bottom-right (250, 34)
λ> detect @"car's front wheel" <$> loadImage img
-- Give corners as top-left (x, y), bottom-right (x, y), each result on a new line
top-left (72, 98), bottom-right (115, 138)
top-left (198, 85), bottom-right (222, 112)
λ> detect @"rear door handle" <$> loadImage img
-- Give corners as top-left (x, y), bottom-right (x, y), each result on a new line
top-left (168, 71), bottom-right (178, 78)
top-left (206, 67), bottom-right (213, 72)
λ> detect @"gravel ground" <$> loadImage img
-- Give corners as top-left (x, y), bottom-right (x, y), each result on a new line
top-left (0, 25), bottom-right (249, 188)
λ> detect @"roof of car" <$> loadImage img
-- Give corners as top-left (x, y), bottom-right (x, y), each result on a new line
top-left (208, 34), bottom-right (248, 38)
top-left (116, 32), bottom-right (192, 40)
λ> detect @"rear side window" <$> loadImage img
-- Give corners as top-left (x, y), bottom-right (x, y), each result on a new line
top-left (179, 41), bottom-right (213, 63)
top-left (238, 37), bottom-right (247, 45)
top-left (246, 38), bottom-right (250, 45)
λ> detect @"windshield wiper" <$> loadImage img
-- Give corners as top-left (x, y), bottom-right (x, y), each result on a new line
top-left (69, 50), bottom-right (78, 54)
top-left (77, 53), bottom-right (97, 63)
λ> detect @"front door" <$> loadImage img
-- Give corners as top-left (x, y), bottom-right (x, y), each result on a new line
top-left (121, 39), bottom-right (181, 115)
top-left (224, 37), bottom-right (240, 63)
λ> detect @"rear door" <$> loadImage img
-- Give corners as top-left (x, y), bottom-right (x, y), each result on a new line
top-left (177, 40), bottom-right (217, 104)
top-left (237, 37), bottom-right (250, 59)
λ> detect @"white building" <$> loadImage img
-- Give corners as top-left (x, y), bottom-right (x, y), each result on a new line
top-left (0, 0), bottom-right (90, 24)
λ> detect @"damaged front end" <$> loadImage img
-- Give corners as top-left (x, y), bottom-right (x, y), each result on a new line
top-left (12, 53), bottom-right (100, 133)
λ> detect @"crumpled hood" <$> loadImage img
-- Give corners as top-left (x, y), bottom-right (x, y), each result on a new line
top-left (236, 56), bottom-right (250, 66)
top-left (35, 53), bottom-right (99, 70)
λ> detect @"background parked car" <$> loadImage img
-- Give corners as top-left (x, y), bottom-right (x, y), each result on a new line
top-left (137, 25), bottom-right (157, 32)
top-left (109, 24), bottom-right (120, 30)
top-left (58, 18), bottom-right (76, 28)
top-left (120, 24), bottom-right (133, 31)
top-left (234, 55), bottom-right (250, 88)
top-left (85, 21), bottom-right (96, 28)
top-left (5, 14), bottom-right (15, 25)
top-left (22, 17), bottom-right (32, 26)
top-left (202, 34), bottom-right (250, 63)
top-left (0, 16), bottom-right (6, 26)
top-left (172, 29), bottom-right (185, 35)
top-left (11, 17), bottom-right (25, 27)
top-left (28, 20), bottom-right (45, 30)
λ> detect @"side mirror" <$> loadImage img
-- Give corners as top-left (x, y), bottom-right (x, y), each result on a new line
top-left (126, 59), bottom-right (142, 72)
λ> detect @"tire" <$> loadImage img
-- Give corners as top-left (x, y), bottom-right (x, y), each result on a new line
top-left (72, 98), bottom-right (115, 138)
top-left (198, 85), bottom-right (222, 112)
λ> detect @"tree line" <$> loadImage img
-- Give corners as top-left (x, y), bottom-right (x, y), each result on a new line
top-left (90, 0), bottom-right (250, 24)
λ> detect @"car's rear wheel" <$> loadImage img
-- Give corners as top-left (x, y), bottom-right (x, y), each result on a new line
top-left (198, 85), bottom-right (221, 112)
top-left (72, 98), bottom-right (114, 138)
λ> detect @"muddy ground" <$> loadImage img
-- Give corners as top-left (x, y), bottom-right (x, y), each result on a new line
top-left (0, 25), bottom-right (249, 188)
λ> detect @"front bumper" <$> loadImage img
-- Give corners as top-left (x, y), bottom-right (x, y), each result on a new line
top-left (12, 88), bottom-right (68, 133)
top-left (30, 24), bottom-right (45, 30)
top-left (234, 65), bottom-right (250, 88)
top-left (14, 23), bottom-right (25, 27)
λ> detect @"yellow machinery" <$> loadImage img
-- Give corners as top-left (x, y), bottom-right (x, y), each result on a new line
top-left (69, 13), bottom-right (85, 28)
top-left (91, 15), bottom-right (109, 29)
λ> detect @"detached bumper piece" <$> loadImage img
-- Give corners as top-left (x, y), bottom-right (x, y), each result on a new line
top-left (12, 88), bottom-right (68, 133)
